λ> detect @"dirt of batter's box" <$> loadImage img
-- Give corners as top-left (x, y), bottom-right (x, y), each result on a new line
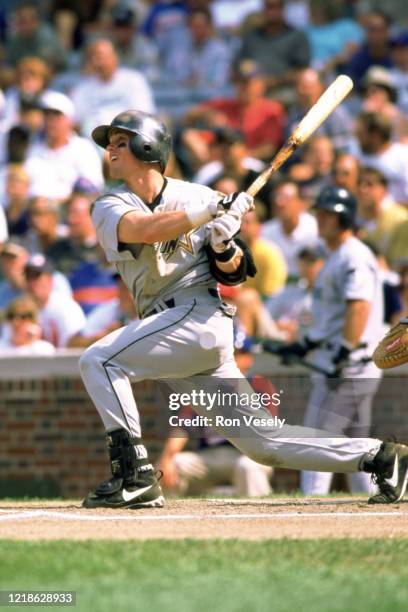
top-left (0, 498), bottom-right (407, 540)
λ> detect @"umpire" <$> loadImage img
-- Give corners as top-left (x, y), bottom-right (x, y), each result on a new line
top-left (280, 186), bottom-right (384, 496)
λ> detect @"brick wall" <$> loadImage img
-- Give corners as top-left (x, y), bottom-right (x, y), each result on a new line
top-left (0, 354), bottom-right (407, 498)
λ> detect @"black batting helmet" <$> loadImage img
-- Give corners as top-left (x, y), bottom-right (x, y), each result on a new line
top-left (313, 186), bottom-right (357, 229)
top-left (91, 110), bottom-right (171, 173)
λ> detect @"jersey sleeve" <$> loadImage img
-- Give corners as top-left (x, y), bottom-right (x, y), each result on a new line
top-left (342, 255), bottom-right (376, 302)
top-left (92, 195), bottom-right (139, 262)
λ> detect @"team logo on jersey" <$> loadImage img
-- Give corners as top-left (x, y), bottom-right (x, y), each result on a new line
top-left (158, 230), bottom-right (195, 259)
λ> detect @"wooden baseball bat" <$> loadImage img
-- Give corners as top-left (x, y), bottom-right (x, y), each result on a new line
top-left (246, 74), bottom-right (354, 198)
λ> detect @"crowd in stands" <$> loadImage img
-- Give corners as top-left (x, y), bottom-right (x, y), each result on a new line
top-left (1, 0), bottom-right (408, 356)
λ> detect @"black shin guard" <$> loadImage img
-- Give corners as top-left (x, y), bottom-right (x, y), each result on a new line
top-left (96, 428), bottom-right (152, 495)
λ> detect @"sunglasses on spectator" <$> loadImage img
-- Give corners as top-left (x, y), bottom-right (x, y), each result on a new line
top-left (7, 312), bottom-right (35, 321)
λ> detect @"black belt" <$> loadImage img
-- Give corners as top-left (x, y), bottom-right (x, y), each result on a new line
top-left (143, 288), bottom-right (219, 319)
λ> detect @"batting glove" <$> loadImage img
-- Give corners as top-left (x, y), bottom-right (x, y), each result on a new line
top-left (217, 192), bottom-right (253, 217)
top-left (210, 210), bottom-right (241, 253)
top-left (327, 340), bottom-right (353, 379)
top-left (278, 337), bottom-right (320, 365)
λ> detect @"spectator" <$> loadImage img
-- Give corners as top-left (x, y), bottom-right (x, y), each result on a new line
top-left (234, 208), bottom-right (287, 339)
top-left (2, 124), bottom-right (31, 166)
top-left (0, 238), bottom-right (28, 310)
top-left (343, 10), bottom-right (393, 88)
top-left (3, 164), bottom-right (31, 236)
top-left (361, 65), bottom-right (408, 139)
top-left (288, 135), bottom-right (334, 203)
top-left (192, 127), bottom-right (264, 190)
top-left (333, 153), bottom-right (360, 195)
top-left (68, 275), bottom-right (137, 348)
top-left (62, 193), bottom-right (118, 314)
top-left (384, 219), bottom-right (408, 270)
top-left (240, 209), bottom-right (287, 298)
top-left (3, 56), bottom-right (50, 131)
top-left (353, 111), bottom-right (408, 204)
top-left (0, 295), bottom-right (55, 355)
top-left (389, 31), bottom-right (408, 116)
top-left (362, 239), bottom-right (402, 326)
top-left (236, 0), bottom-right (310, 101)
top-left (5, 1), bottom-right (66, 71)
top-left (266, 245), bottom-right (325, 341)
top-left (23, 196), bottom-right (68, 256)
top-left (286, 68), bottom-right (353, 153)
top-left (108, 4), bottom-right (160, 81)
top-left (142, 0), bottom-right (188, 58)
top-left (184, 59), bottom-right (285, 162)
top-left (157, 329), bottom-right (274, 497)
top-left (24, 253), bottom-right (85, 348)
top-left (305, 0), bottom-right (363, 73)
top-left (0, 201), bottom-right (8, 248)
top-left (71, 38), bottom-right (156, 140)
top-left (24, 91), bottom-right (104, 200)
top-left (357, 166), bottom-right (408, 256)
top-left (261, 180), bottom-right (319, 281)
top-left (393, 266), bottom-right (408, 321)
top-left (165, 7), bottom-right (233, 101)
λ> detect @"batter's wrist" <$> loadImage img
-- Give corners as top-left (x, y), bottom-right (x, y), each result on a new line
top-left (213, 242), bottom-right (236, 260)
top-left (186, 202), bottom-right (217, 228)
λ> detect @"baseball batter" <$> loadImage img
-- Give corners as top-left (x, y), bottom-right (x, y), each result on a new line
top-left (79, 110), bottom-right (408, 509)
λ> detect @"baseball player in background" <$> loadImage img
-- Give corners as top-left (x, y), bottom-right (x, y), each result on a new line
top-left (79, 109), bottom-right (408, 509)
top-left (279, 187), bottom-right (383, 496)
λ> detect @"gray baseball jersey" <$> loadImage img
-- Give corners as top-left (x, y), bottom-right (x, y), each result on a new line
top-left (307, 236), bottom-right (383, 377)
top-left (92, 177), bottom-right (217, 318)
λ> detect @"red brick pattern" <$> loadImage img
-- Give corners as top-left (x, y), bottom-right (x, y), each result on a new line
top-left (1, 373), bottom-right (407, 498)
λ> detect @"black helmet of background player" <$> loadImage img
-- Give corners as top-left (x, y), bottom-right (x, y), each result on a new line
top-left (313, 186), bottom-right (357, 229)
top-left (91, 110), bottom-right (171, 173)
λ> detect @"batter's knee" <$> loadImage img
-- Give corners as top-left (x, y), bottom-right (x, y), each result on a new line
top-left (78, 344), bottom-right (104, 380)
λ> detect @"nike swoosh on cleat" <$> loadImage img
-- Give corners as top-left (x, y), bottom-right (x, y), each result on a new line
top-left (384, 455), bottom-right (399, 488)
top-left (122, 485), bottom-right (153, 502)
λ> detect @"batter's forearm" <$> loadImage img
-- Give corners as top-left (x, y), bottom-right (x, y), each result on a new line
top-left (118, 210), bottom-right (207, 244)
top-left (215, 246), bottom-right (243, 273)
top-left (342, 300), bottom-right (371, 346)
top-left (118, 203), bottom-right (216, 244)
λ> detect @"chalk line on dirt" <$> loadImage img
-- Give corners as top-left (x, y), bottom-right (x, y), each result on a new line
top-left (0, 510), bottom-right (405, 522)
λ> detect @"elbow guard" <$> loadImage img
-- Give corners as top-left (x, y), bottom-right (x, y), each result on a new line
top-left (206, 236), bottom-right (257, 286)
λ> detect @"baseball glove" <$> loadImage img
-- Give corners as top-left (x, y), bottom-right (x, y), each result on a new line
top-left (372, 318), bottom-right (408, 369)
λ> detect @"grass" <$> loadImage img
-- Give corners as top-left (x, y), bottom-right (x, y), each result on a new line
top-left (0, 540), bottom-right (407, 612)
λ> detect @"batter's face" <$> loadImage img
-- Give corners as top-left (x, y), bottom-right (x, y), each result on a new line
top-left (107, 131), bottom-right (135, 179)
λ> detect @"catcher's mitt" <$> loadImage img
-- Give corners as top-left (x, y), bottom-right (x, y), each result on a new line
top-left (373, 318), bottom-right (408, 369)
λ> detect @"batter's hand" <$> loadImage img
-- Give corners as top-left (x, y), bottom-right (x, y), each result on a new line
top-left (277, 337), bottom-right (320, 364)
top-left (210, 210), bottom-right (241, 252)
top-left (217, 192), bottom-right (254, 217)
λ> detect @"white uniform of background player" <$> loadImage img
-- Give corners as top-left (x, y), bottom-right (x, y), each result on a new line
top-left (302, 235), bottom-right (384, 495)
top-left (78, 110), bottom-right (408, 509)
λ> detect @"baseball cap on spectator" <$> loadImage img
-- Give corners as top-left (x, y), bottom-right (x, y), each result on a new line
top-left (72, 177), bottom-right (100, 195)
top-left (1, 237), bottom-right (27, 257)
top-left (112, 4), bottom-right (137, 26)
top-left (39, 91), bottom-right (75, 120)
top-left (362, 66), bottom-right (397, 102)
top-left (24, 253), bottom-right (54, 277)
top-left (390, 31), bottom-right (408, 47)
